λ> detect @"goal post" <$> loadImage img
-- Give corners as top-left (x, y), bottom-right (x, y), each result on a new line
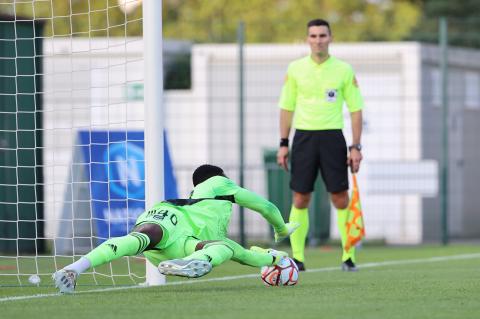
top-left (142, 0), bottom-right (166, 286)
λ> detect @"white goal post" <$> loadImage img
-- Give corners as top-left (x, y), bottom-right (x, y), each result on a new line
top-left (142, 0), bottom-right (165, 286)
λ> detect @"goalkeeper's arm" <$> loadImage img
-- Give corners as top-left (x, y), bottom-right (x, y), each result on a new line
top-left (233, 188), bottom-right (298, 242)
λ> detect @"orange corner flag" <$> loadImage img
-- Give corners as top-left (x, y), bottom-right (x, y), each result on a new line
top-left (345, 174), bottom-right (365, 253)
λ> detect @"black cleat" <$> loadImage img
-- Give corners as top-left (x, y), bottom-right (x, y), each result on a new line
top-left (292, 258), bottom-right (306, 271)
top-left (341, 258), bottom-right (358, 272)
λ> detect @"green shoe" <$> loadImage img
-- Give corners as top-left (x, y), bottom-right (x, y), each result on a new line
top-left (250, 246), bottom-right (288, 265)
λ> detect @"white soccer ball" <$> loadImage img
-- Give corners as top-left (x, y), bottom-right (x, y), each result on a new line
top-left (28, 274), bottom-right (41, 285)
top-left (261, 257), bottom-right (299, 286)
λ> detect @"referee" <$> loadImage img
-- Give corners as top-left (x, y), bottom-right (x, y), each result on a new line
top-left (277, 19), bottom-right (364, 272)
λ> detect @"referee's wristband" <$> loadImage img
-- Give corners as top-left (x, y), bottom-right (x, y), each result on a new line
top-left (279, 138), bottom-right (289, 147)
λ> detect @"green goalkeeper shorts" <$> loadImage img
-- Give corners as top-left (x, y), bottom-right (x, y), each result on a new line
top-left (143, 235), bottom-right (200, 266)
top-left (134, 203), bottom-right (200, 266)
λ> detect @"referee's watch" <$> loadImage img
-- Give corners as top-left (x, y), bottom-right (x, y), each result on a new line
top-left (349, 144), bottom-right (362, 152)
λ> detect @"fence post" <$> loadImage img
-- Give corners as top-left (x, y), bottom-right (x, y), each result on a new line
top-left (237, 21), bottom-right (246, 246)
top-left (439, 16), bottom-right (449, 245)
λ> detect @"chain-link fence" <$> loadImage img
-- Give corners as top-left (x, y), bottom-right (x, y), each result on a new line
top-left (168, 18), bottom-right (480, 245)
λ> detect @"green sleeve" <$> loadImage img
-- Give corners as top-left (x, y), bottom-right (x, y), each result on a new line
top-left (233, 188), bottom-right (287, 233)
top-left (343, 65), bottom-right (364, 113)
top-left (191, 176), bottom-right (287, 233)
top-left (278, 64), bottom-right (297, 111)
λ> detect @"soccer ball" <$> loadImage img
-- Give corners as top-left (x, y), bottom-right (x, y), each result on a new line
top-left (261, 257), bottom-right (299, 286)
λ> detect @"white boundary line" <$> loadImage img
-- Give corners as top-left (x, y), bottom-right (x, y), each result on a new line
top-left (1, 253), bottom-right (479, 303)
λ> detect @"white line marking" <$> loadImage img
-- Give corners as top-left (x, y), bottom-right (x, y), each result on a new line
top-left (1, 253), bottom-right (479, 303)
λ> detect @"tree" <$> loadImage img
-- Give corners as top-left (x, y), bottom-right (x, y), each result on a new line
top-left (2, 0), bottom-right (422, 42)
top-left (409, 0), bottom-right (480, 48)
top-left (163, 0), bottom-right (421, 43)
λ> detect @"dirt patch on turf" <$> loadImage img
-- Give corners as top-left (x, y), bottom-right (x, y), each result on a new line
top-left (0, 265), bottom-right (17, 270)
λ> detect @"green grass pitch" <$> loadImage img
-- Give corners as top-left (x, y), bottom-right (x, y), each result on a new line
top-left (1, 244), bottom-right (480, 319)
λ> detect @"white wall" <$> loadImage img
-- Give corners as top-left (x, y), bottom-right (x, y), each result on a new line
top-left (44, 40), bottom-right (443, 244)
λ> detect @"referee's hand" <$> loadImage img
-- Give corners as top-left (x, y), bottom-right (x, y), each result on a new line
top-left (348, 148), bottom-right (362, 173)
top-left (277, 147), bottom-right (289, 172)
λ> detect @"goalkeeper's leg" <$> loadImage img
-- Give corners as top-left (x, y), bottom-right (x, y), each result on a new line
top-left (288, 204), bottom-right (309, 270)
top-left (158, 239), bottom-right (233, 278)
top-left (53, 223), bottom-right (162, 293)
top-left (175, 238), bottom-right (276, 268)
top-left (158, 237), bottom-right (287, 277)
top-left (224, 238), bottom-right (287, 267)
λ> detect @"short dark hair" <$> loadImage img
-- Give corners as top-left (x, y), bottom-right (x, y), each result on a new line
top-left (307, 19), bottom-right (331, 34)
top-left (192, 164), bottom-right (227, 186)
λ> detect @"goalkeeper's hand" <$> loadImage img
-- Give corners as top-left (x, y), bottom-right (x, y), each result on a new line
top-left (274, 222), bottom-right (300, 242)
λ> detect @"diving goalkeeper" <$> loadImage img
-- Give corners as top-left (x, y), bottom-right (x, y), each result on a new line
top-left (53, 164), bottom-right (298, 293)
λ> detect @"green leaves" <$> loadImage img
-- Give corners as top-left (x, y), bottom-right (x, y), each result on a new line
top-left (163, 0), bottom-right (421, 43)
top-left (8, 0), bottom-right (428, 44)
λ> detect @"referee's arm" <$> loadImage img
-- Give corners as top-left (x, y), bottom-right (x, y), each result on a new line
top-left (349, 110), bottom-right (363, 173)
top-left (277, 109), bottom-right (294, 171)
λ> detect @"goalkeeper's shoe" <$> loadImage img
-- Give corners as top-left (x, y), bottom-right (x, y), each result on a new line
top-left (274, 222), bottom-right (300, 242)
top-left (341, 258), bottom-right (358, 272)
top-left (158, 259), bottom-right (212, 278)
top-left (292, 258), bottom-right (306, 271)
top-left (249, 246), bottom-right (288, 265)
top-left (52, 269), bottom-right (78, 294)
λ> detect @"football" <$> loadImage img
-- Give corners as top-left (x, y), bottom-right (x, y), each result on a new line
top-left (261, 257), bottom-right (299, 286)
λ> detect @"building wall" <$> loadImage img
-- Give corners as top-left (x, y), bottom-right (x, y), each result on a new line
top-left (420, 45), bottom-right (480, 241)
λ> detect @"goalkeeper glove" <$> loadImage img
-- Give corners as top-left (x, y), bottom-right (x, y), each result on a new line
top-left (274, 222), bottom-right (300, 242)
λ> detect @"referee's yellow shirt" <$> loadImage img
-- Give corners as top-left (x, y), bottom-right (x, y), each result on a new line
top-left (279, 55), bottom-right (364, 130)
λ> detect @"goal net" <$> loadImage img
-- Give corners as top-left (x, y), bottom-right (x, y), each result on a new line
top-left (0, 0), bottom-right (155, 287)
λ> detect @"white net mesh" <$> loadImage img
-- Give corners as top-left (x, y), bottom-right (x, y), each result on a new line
top-left (0, 0), bottom-right (146, 287)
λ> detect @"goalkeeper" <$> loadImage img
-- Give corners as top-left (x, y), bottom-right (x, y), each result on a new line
top-left (53, 164), bottom-right (298, 293)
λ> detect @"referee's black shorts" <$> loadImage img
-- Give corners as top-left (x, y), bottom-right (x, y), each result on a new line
top-left (290, 129), bottom-right (349, 194)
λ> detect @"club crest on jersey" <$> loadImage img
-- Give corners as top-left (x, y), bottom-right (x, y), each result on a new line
top-left (325, 89), bottom-right (337, 102)
top-left (353, 76), bottom-right (359, 87)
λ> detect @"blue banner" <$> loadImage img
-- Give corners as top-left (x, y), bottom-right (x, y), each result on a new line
top-left (79, 130), bottom-right (178, 243)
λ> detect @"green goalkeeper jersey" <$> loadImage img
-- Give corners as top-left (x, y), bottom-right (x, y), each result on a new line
top-left (134, 176), bottom-right (287, 266)
top-left (187, 176), bottom-right (287, 239)
top-left (161, 198), bottom-right (233, 240)
top-left (137, 176), bottom-right (287, 246)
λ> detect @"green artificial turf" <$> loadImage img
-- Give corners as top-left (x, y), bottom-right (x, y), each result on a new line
top-left (1, 244), bottom-right (479, 319)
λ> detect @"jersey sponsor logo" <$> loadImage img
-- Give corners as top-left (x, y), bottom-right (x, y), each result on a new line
top-left (148, 209), bottom-right (178, 225)
top-left (107, 244), bottom-right (118, 254)
top-left (325, 89), bottom-right (338, 102)
top-left (148, 209), bottom-right (171, 221)
top-left (153, 211), bottom-right (169, 220)
top-left (353, 76), bottom-right (359, 87)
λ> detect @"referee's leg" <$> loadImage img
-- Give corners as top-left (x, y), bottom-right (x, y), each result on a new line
top-left (331, 191), bottom-right (358, 269)
top-left (289, 131), bottom-right (318, 271)
top-left (319, 130), bottom-right (357, 270)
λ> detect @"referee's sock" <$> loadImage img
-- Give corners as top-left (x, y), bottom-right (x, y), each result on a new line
top-left (289, 206), bottom-right (309, 263)
top-left (337, 208), bottom-right (356, 263)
